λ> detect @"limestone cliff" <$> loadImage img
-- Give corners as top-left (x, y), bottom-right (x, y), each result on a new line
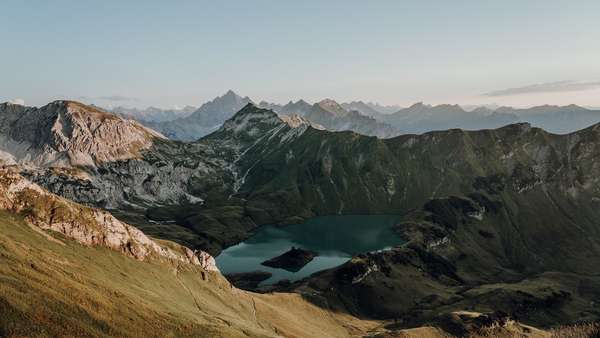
top-left (0, 167), bottom-right (217, 271)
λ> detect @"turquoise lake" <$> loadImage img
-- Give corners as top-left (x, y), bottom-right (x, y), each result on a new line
top-left (216, 215), bottom-right (404, 285)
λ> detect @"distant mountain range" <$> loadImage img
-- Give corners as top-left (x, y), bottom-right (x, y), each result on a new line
top-left (137, 91), bottom-right (403, 140)
top-left (144, 90), bottom-right (253, 141)
top-left (111, 105), bottom-right (196, 123)
top-left (496, 104), bottom-right (600, 134)
top-left (379, 102), bottom-right (520, 134)
top-left (98, 90), bottom-right (600, 140)
top-left (259, 98), bottom-right (401, 138)
top-left (379, 102), bottom-right (600, 135)
top-left (340, 101), bottom-right (401, 117)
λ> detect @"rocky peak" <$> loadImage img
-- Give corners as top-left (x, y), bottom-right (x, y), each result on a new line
top-left (317, 99), bottom-right (348, 116)
top-left (213, 90), bottom-right (250, 107)
top-left (471, 106), bottom-right (495, 115)
top-left (279, 114), bottom-right (325, 130)
top-left (184, 90), bottom-right (253, 125)
top-left (407, 102), bottom-right (430, 110)
top-left (0, 100), bottom-right (163, 168)
top-left (218, 103), bottom-right (282, 135)
top-left (207, 104), bottom-right (318, 154)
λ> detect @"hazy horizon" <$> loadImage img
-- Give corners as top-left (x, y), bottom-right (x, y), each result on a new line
top-left (2, 0), bottom-right (599, 109)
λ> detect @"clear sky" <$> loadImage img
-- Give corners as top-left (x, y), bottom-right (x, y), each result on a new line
top-left (2, 0), bottom-right (599, 108)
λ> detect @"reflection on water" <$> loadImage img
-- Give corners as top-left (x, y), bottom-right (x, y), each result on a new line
top-left (216, 215), bottom-right (404, 285)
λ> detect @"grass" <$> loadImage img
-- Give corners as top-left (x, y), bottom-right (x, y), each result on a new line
top-left (549, 323), bottom-right (600, 338)
top-left (0, 211), bottom-right (377, 337)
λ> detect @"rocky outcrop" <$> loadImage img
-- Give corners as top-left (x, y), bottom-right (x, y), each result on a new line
top-left (0, 100), bottom-right (233, 209)
top-left (0, 167), bottom-right (218, 271)
top-left (0, 101), bottom-right (163, 167)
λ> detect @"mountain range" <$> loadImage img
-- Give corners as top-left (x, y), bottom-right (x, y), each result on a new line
top-left (111, 105), bottom-right (196, 123)
top-left (137, 91), bottom-right (402, 140)
top-left (2, 99), bottom-right (600, 336)
top-left (106, 91), bottom-right (600, 144)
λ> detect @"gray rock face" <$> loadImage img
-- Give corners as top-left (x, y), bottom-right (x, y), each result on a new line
top-left (0, 100), bottom-right (230, 208)
top-left (0, 101), bottom-right (316, 211)
top-left (0, 101), bottom-right (163, 167)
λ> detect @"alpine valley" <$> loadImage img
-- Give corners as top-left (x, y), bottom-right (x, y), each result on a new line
top-left (2, 98), bottom-right (600, 337)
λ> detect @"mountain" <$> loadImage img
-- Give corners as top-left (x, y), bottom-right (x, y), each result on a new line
top-left (111, 105), bottom-right (196, 123)
top-left (379, 102), bottom-right (520, 133)
top-left (0, 100), bottom-right (240, 215)
top-left (316, 98), bottom-right (348, 116)
top-left (4, 100), bottom-right (600, 334)
top-left (341, 101), bottom-right (385, 117)
top-left (0, 167), bottom-right (216, 267)
top-left (258, 99), bottom-right (313, 117)
top-left (1, 163), bottom-right (572, 337)
top-left (258, 99), bottom-right (401, 138)
top-left (495, 104), bottom-right (600, 134)
top-left (304, 99), bottom-right (401, 138)
top-left (461, 103), bottom-right (501, 112)
top-left (165, 107), bottom-right (600, 329)
top-left (146, 90), bottom-right (252, 141)
top-left (0, 100), bottom-right (164, 167)
top-left (366, 102), bottom-right (403, 115)
top-left (0, 101), bottom-right (320, 253)
top-left (0, 168), bottom-right (376, 337)
top-left (377, 102), bottom-right (600, 135)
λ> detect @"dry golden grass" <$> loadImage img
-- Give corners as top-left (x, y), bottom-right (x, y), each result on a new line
top-left (549, 322), bottom-right (600, 338)
top-left (0, 211), bottom-right (378, 337)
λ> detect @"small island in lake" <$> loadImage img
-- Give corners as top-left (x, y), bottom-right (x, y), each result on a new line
top-left (261, 246), bottom-right (318, 272)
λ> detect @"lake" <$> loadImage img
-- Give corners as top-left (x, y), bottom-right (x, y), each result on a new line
top-left (215, 215), bottom-right (404, 285)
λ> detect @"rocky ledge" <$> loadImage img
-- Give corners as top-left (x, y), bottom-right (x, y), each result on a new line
top-left (0, 167), bottom-right (218, 272)
top-left (224, 271), bottom-right (273, 290)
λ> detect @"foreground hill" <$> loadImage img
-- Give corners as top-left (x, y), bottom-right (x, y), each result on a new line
top-left (0, 169), bottom-right (594, 336)
top-left (0, 169), bottom-right (598, 337)
top-left (0, 168), bottom-right (376, 337)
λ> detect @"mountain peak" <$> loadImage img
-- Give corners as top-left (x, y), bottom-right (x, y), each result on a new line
top-left (564, 104), bottom-right (587, 110)
top-left (317, 98), bottom-right (347, 116)
top-left (0, 100), bottom-right (163, 167)
top-left (218, 104), bottom-right (280, 134)
top-left (409, 102), bottom-right (429, 109)
top-left (224, 89), bottom-right (238, 97)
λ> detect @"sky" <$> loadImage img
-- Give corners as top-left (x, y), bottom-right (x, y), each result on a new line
top-left (1, 0), bottom-right (600, 109)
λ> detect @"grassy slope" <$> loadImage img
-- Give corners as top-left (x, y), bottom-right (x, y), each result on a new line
top-left (0, 211), bottom-right (376, 337)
